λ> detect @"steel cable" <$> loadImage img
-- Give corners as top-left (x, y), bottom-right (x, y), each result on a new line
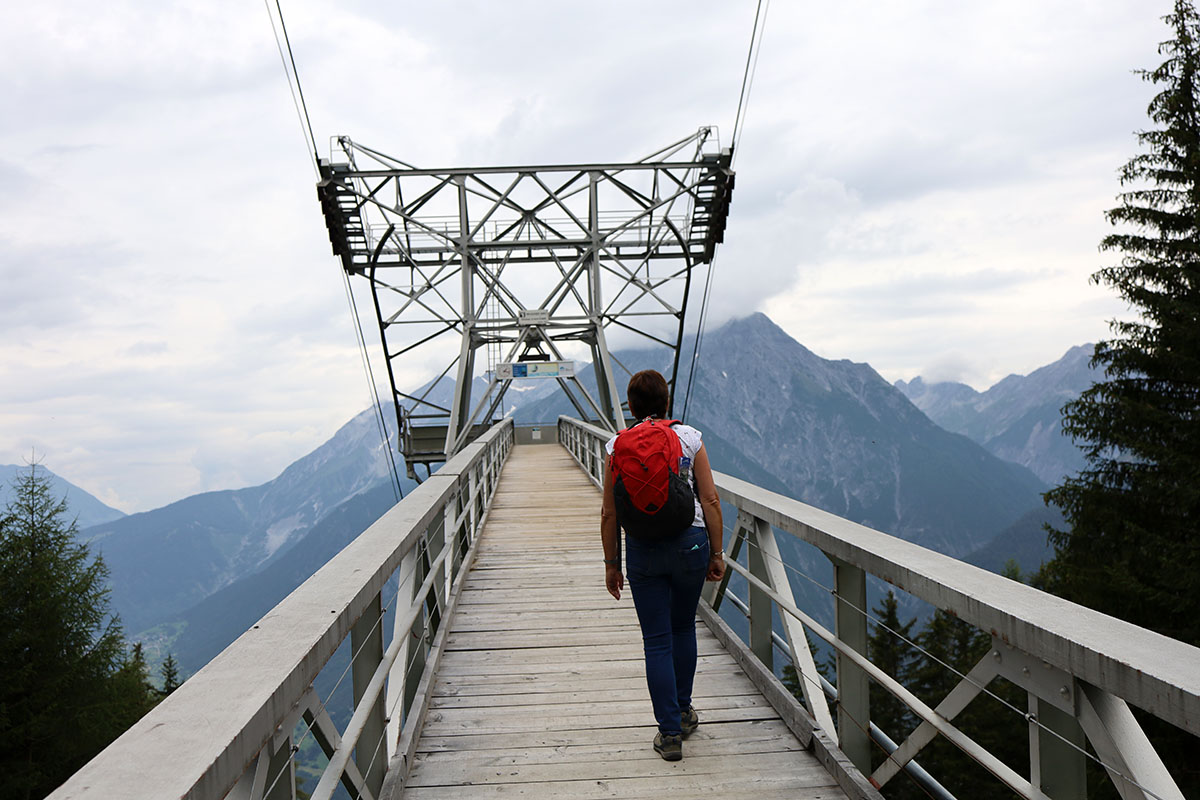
top-left (265, 1), bottom-right (405, 500)
top-left (342, 265), bottom-right (405, 501)
top-left (681, 0), bottom-right (770, 419)
top-left (258, 530), bottom-right (441, 799)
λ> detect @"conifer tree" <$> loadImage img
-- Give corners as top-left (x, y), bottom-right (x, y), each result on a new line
top-left (0, 465), bottom-right (157, 799)
top-left (1043, 3), bottom-right (1200, 793)
top-left (1045, 0), bottom-right (1200, 648)
top-left (901, 610), bottom-right (1026, 800)
top-left (862, 592), bottom-right (924, 800)
top-left (159, 653), bottom-right (182, 696)
top-left (866, 592), bottom-right (916, 754)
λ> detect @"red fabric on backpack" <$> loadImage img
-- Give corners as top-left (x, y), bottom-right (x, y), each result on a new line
top-left (611, 418), bottom-right (683, 513)
top-left (610, 419), bottom-right (695, 539)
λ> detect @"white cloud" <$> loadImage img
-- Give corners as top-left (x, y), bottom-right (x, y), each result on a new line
top-left (0, 0), bottom-right (1177, 509)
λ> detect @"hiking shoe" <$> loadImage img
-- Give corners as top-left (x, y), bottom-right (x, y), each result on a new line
top-left (653, 732), bottom-right (683, 761)
top-left (681, 706), bottom-right (698, 738)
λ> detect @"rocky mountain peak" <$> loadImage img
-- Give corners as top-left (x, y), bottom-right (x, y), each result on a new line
top-left (897, 344), bottom-right (1098, 484)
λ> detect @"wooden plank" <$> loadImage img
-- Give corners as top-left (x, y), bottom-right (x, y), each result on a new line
top-left (433, 652), bottom-right (740, 678)
top-left (445, 629), bottom-right (672, 649)
top-left (456, 589), bottom-right (623, 604)
top-left (432, 670), bottom-right (755, 699)
top-left (427, 695), bottom-right (772, 719)
top-left (407, 750), bottom-right (823, 787)
top-left (418, 704), bottom-right (777, 737)
top-left (428, 682), bottom-right (763, 709)
top-left (401, 767), bottom-right (841, 799)
top-left (453, 598), bottom-right (631, 612)
top-left (448, 614), bottom-right (640, 632)
top-left (422, 693), bottom-right (773, 722)
top-left (414, 718), bottom-right (798, 754)
top-left (438, 640), bottom-right (728, 663)
top-left (413, 719), bottom-right (801, 760)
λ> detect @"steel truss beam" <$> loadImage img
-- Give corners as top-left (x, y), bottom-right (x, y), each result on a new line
top-left (318, 129), bottom-right (733, 477)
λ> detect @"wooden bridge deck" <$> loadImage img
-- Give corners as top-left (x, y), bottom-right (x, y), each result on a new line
top-left (395, 444), bottom-right (853, 799)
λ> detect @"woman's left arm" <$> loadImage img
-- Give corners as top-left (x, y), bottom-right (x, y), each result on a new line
top-left (692, 444), bottom-right (725, 581)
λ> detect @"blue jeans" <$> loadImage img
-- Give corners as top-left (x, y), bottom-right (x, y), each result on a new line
top-left (625, 525), bottom-right (709, 736)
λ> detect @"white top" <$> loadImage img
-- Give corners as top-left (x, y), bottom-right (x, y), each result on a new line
top-left (606, 421), bottom-right (705, 528)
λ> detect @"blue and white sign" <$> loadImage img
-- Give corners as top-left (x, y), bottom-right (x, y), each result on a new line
top-left (497, 360), bottom-right (575, 379)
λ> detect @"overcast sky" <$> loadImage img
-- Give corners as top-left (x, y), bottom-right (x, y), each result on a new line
top-left (0, 1), bottom-right (1172, 512)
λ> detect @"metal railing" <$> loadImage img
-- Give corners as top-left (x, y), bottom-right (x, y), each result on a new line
top-left (560, 415), bottom-right (1200, 800)
top-left (50, 419), bottom-right (514, 800)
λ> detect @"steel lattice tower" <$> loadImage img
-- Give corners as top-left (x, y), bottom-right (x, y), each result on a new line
top-left (318, 128), bottom-right (733, 478)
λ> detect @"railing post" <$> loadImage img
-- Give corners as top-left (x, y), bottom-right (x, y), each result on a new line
top-left (469, 465), bottom-right (481, 537)
top-left (702, 515), bottom-right (747, 610)
top-left (832, 556), bottom-right (871, 774)
top-left (387, 545), bottom-right (418, 748)
top-left (428, 494), bottom-right (447, 620)
top-left (449, 486), bottom-right (466, 578)
top-left (1031, 696), bottom-right (1086, 800)
top-left (748, 514), bottom-right (837, 738)
top-left (266, 735), bottom-right (296, 800)
top-left (350, 593), bottom-right (387, 797)
top-left (744, 512), bottom-right (774, 672)
top-left (227, 730), bottom-right (295, 800)
top-left (1076, 683), bottom-right (1184, 800)
top-left (402, 536), bottom-right (430, 718)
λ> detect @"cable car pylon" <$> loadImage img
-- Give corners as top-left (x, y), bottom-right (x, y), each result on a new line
top-left (317, 129), bottom-right (734, 479)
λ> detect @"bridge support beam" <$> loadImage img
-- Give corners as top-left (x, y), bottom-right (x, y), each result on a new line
top-left (1030, 696), bottom-right (1086, 800)
top-left (833, 557), bottom-right (871, 774)
top-left (227, 727), bottom-right (294, 800)
top-left (744, 512), bottom-right (774, 671)
top-left (744, 512), bottom-right (838, 739)
top-left (351, 594), bottom-right (387, 798)
top-left (1076, 683), bottom-right (1185, 800)
top-left (402, 551), bottom-right (428, 722)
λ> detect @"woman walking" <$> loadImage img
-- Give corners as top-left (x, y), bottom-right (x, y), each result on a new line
top-left (600, 369), bottom-right (725, 761)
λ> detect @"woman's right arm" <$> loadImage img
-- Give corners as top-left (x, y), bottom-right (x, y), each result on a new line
top-left (601, 459), bottom-right (623, 599)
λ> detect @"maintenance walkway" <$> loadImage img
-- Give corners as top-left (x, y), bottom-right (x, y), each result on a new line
top-left (394, 444), bottom-right (851, 799)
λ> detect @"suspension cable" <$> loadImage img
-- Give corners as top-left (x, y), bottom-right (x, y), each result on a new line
top-left (681, 0), bottom-right (770, 419)
top-left (731, 0), bottom-right (771, 162)
top-left (342, 268), bottom-right (404, 501)
top-left (265, 1), bottom-right (404, 498)
top-left (265, 0), bottom-right (319, 170)
top-left (680, 259), bottom-right (714, 420)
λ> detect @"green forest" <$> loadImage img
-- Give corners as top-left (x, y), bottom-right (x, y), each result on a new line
top-left (0, 466), bottom-right (182, 800)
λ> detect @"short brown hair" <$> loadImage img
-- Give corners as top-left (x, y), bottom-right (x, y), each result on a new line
top-left (627, 370), bottom-right (670, 420)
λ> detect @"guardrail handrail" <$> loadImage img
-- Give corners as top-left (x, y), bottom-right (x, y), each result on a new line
top-left (51, 418), bottom-right (514, 800)
top-left (559, 415), bottom-right (1199, 800)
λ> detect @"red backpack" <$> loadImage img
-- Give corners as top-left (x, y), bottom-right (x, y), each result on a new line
top-left (610, 418), bottom-right (696, 539)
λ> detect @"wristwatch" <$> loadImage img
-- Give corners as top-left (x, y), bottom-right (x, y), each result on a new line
top-left (710, 550), bottom-right (725, 559)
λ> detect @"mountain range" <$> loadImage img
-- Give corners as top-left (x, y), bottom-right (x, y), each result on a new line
top-left (35, 312), bottom-right (1092, 674)
top-left (520, 314), bottom-right (1046, 556)
top-left (1, 463), bottom-right (126, 529)
top-left (895, 343), bottom-right (1098, 485)
top-left (80, 410), bottom-right (413, 633)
